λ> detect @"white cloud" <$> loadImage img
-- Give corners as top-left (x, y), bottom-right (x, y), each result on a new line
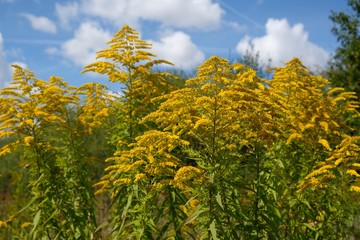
top-left (151, 31), bottom-right (205, 70)
top-left (45, 47), bottom-right (57, 55)
top-left (224, 21), bottom-right (247, 32)
top-left (5, 48), bottom-right (24, 59)
top-left (81, 0), bottom-right (224, 30)
top-left (55, 2), bottom-right (79, 29)
top-left (0, 34), bottom-right (29, 88)
top-left (0, 33), bottom-right (11, 88)
top-left (56, 21), bottom-right (111, 66)
top-left (236, 18), bottom-right (329, 69)
top-left (21, 13), bottom-right (57, 33)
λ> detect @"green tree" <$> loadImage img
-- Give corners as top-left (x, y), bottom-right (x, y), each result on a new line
top-left (237, 48), bottom-right (272, 79)
top-left (328, 0), bottom-right (360, 96)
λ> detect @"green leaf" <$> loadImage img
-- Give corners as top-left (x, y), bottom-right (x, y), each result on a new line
top-left (209, 219), bottom-right (218, 240)
top-left (274, 158), bottom-right (285, 168)
top-left (183, 205), bottom-right (206, 226)
top-left (274, 208), bottom-right (281, 219)
top-left (304, 223), bottom-right (317, 231)
top-left (156, 221), bottom-right (171, 240)
top-left (30, 209), bottom-right (41, 235)
top-left (215, 192), bottom-right (224, 210)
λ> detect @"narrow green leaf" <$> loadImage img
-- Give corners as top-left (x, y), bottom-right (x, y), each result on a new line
top-left (275, 159), bottom-right (284, 169)
top-left (304, 223), bottom-right (317, 231)
top-left (215, 192), bottom-right (224, 210)
top-left (183, 205), bottom-right (206, 226)
top-left (30, 209), bottom-right (41, 235)
top-left (209, 219), bottom-right (218, 240)
top-left (275, 208), bottom-right (281, 219)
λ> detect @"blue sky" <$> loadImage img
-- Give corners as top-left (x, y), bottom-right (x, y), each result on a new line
top-left (0, 0), bottom-right (349, 89)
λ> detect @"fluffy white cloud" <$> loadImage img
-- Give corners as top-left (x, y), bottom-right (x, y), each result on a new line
top-left (224, 21), bottom-right (247, 32)
top-left (0, 34), bottom-right (29, 88)
top-left (151, 31), bottom-right (205, 70)
top-left (21, 13), bottom-right (57, 33)
top-left (236, 18), bottom-right (329, 69)
top-left (55, 2), bottom-right (79, 28)
top-left (0, 33), bottom-right (11, 88)
top-left (57, 21), bottom-right (111, 66)
top-left (81, 0), bottom-right (224, 30)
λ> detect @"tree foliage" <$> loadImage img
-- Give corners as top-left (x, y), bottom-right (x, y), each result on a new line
top-left (328, 0), bottom-right (360, 96)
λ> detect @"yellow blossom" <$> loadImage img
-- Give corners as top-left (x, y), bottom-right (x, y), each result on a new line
top-left (194, 118), bottom-right (211, 130)
top-left (21, 222), bottom-right (32, 228)
top-left (0, 145), bottom-right (11, 156)
top-left (319, 121), bottom-right (329, 132)
top-left (113, 178), bottom-right (132, 185)
top-left (346, 169), bottom-right (360, 177)
top-left (0, 221), bottom-right (7, 228)
top-left (318, 139), bottom-right (332, 151)
top-left (23, 136), bottom-right (34, 146)
top-left (173, 166), bottom-right (203, 190)
top-left (134, 173), bottom-right (146, 182)
top-left (350, 186), bottom-right (360, 192)
top-left (286, 133), bottom-right (303, 145)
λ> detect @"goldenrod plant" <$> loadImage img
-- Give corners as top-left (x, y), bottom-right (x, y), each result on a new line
top-left (0, 25), bottom-right (359, 239)
top-left (82, 25), bottom-right (177, 144)
top-left (80, 25), bottom-right (184, 239)
top-left (0, 66), bottom-right (112, 239)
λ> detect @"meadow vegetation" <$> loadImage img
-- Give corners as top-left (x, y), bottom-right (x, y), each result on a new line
top-left (0, 25), bottom-right (359, 239)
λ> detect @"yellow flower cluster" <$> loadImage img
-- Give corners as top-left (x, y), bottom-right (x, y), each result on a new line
top-left (173, 166), bottom-right (204, 190)
top-left (0, 221), bottom-right (7, 228)
top-left (300, 136), bottom-right (360, 191)
top-left (76, 82), bottom-right (114, 133)
top-left (96, 130), bottom-right (192, 195)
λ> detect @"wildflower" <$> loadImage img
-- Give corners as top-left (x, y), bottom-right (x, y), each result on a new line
top-left (173, 166), bottom-right (203, 190)
top-left (350, 186), bottom-right (360, 192)
top-left (318, 139), bottom-right (332, 151)
top-left (346, 169), bottom-right (360, 177)
top-left (21, 222), bottom-right (32, 228)
top-left (0, 221), bottom-right (7, 228)
top-left (286, 133), bottom-right (303, 145)
top-left (0, 145), bottom-right (11, 156)
top-left (194, 118), bottom-right (211, 130)
top-left (23, 136), bottom-right (34, 146)
top-left (134, 173), bottom-right (146, 182)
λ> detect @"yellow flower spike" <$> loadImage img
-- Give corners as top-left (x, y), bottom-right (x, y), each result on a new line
top-left (0, 221), bottom-right (7, 228)
top-left (23, 136), bottom-right (34, 146)
top-left (189, 199), bottom-right (200, 208)
top-left (318, 139), bottom-right (332, 151)
top-left (286, 133), bottom-right (303, 145)
top-left (304, 165), bottom-right (335, 180)
top-left (0, 145), bottom-right (12, 156)
top-left (173, 166), bottom-right (204, 190)
top-left (21, 222), bottom-right (32, 228)
top-left (193, 118), bottom-right (211, 130)
top-left (350, 186), bottom-right (360, 192)
top-left (113, 178), bottom-right (132, 185)
top-left (352, 163), bottom-right (360, 168)
top-left (347, 169), bottom-right (360, 177)
top-left (134, 173), bottom-right (146, 182)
